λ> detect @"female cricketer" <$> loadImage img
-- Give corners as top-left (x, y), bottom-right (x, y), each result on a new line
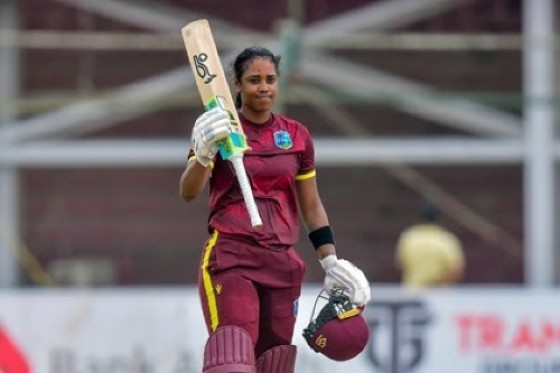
top-left (179, 46), bottom-right (370, 373)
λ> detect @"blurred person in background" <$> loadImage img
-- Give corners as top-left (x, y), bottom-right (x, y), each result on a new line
top-left (395, 200), bottom-right (465, 289)
top-left (179, 46), bottom-right (370, 372)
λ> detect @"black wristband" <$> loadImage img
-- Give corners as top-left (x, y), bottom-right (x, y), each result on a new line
top-left (308, 226), bottom-right (335, 250)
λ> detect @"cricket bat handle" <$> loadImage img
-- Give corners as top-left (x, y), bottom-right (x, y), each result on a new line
top-left (230, 155), bottom-right (263, 227)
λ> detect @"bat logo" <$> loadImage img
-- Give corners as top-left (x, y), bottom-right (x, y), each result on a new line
top-left (193, 53), bottom-right (217, 84)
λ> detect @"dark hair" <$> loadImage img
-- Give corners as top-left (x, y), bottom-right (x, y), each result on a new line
top-left (420, 200), bottom-right (440, 221)
top-left (231, 46), bottom-right (281, 109)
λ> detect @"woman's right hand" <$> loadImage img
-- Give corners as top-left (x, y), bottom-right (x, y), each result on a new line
top-left (191, 107), bottom-right (232, 167)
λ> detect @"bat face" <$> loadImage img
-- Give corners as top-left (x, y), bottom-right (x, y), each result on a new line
top-left (181, 19), bottom-right (247, 160)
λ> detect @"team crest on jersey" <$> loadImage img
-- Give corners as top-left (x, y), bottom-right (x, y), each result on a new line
top-left (273, 130), bottom-right (293, 149)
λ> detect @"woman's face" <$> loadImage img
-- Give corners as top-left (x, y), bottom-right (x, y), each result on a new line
top-left (237, 57), bottom-right (278, 116)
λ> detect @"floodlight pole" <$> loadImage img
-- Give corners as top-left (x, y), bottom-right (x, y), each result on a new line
top-left (523, 0), bottom-right (557, 287)
top-left (0, 0), bottom-right (21, 287)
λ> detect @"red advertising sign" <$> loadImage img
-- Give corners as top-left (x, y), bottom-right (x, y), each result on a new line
top-left (0, 324), bottom-right (30, 373)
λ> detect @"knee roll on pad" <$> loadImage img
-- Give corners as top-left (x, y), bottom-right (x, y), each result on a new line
top-left (203, 325), bottom-right (256, 373)
top-left (256, 345), bottom-right (297, 373)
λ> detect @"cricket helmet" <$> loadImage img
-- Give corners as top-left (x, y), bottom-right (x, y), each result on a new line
top-left (302, 290), bottom-right (370, 361)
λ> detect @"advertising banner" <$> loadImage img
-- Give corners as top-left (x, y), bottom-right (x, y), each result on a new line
top-left (0, 286), bottom-right (559, 373)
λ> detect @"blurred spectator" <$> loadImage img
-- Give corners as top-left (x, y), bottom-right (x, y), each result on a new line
top-left (395, 200), bottom-right (465, 289)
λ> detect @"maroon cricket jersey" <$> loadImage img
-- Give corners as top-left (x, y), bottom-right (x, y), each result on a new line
top-left (191, 112), bottom-right (315, 249)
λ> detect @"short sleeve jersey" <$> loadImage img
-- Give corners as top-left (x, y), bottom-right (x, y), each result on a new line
top-left (396, 223), bottom-right (464, 287)
top-left (189, 112), bottom-right (316, 249)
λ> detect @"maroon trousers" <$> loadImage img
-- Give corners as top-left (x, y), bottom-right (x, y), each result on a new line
top-left (198, 231), bottom-right (306, 357)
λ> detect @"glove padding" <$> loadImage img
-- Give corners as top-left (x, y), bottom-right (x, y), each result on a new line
top-left (191, 107), bottom-right (232, 167)
top-left (320, 255), bottom-right (371, 307)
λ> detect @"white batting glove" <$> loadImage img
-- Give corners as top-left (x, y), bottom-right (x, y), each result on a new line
top-left (320, 254), bottom-right (371, 307)
top-left (191, 107), bottom-right (232, 167)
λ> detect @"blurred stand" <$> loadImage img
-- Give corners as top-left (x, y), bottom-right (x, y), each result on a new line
top-left (48, 258), bottom-right (115, 287)
top-left (0, 0), bottom-right (557, 288)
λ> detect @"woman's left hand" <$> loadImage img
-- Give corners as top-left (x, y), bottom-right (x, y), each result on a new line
top-left (320, 255), bottom-right (371, 307)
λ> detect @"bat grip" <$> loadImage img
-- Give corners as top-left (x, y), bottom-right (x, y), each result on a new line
top-left (230, 156), bottom-right (263, 227)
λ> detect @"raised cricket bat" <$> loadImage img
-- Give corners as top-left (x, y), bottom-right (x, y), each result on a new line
top-left (181, 19), bottom-right (262, 227)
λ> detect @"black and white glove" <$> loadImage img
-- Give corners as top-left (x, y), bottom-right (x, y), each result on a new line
top-left (320, 254), bottom-right (371, 307)
top-left (191, 107), bottom-right (232, 167)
